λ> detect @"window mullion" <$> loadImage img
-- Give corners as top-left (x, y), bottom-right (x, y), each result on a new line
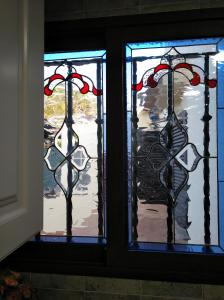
top-left (106, 29), bottom-right (127, 266)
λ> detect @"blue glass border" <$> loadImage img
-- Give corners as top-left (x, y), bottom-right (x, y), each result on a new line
top-left (218, 107), bottom-right (224, 249)
top-left (217, 39), bottom-right (224, 108)
top-left (219, 182), bottom-right (224, 249)
top-left (126, 45), bottom-right (133, 244)
top-left (44, 50), bottom-right (106, 61)
top-left (218, 109), bottom-right (224, 182)
top-left (128, 37), bottom-right (221, 50)
top-left (32, 236), bottom-right (106, 245)
top-left (130, 242), bottom-right (224, 254)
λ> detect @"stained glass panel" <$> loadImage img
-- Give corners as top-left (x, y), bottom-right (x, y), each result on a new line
top-left (43, 51), bottom-right (106, 237)
top-left (127, 38), bottom-right (224, 248)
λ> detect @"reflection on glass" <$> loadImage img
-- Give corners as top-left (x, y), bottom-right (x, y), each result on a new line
top-left (127, 38), bottom-right (222, 248)
top-left (43, 51), bottom-right (106, 238)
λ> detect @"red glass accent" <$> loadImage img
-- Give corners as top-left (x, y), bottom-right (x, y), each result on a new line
top-left (190, 72), bottom-right (200, 86)
top-left (44, 67), bottom-right (104, 96)
top-left (49, 74), bottom-right (65, 82)
top-left (174, 63), bottom-right (193, 71)
top-left (93, 86), bottom-right (103, 96)
top-left (147, 74), bottom-right (158, 88)
top-left (69, 73), bottom-right (82, 80)
top-left (80, 82), bottom-right (89, 94)
top-left (44, 74), bottom-right (65, 96)
top-left (208, 79), bottom-right (217, 88)
top-left (44, 85), bottom-right (53, 96)
top-left (154, 64), bottom-right (170, 73)
top-left (132, 81), bottom-right (143, 91)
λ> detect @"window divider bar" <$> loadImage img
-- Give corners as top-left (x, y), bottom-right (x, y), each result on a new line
top-left (106, 29), bottom-right (128, 266)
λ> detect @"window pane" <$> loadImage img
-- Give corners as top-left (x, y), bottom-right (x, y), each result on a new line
top-left (43, 51), bottom-right (106, 238)
top-left (127, 38), bottom-right (224, 248)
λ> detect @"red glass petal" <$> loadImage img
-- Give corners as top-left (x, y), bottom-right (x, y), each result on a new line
top-left (93, 86), bottom-right (103, 96)
top-left (44, 85), bottom-right (53, 96)
top-left (208, 79), bottom-right (217, 88)
top-left (80, 82), bottom-right (89, 94)
top-left (132, 81), bottom-right (143, 91)
top-left (147, 74), bottom-right (157, 88)
top-left (174, 63), bottom-right (193, 71)
top-left (154, 64), bottom-right (170, 73)
top-left (190, 72), bottom-right (200, 86)
top-left (49, 74), bottom-right (65, 82)
top-left (69, 73), bottom-right (82, 80)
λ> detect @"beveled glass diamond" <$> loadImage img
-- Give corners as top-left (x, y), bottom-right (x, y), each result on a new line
top-left (71, 145), bottom-right (90, 171)
top-left (55, 160), bottom-right (79, 196)
top-left (175, 143), bottom-right (202, 172)
top-left (44, 146), bottom-right (65, 171)
top-left (55, 122), bottom-right (79, 156)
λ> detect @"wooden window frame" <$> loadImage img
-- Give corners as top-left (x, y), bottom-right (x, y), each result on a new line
top-left (3, 7), bottom-right (224, 283)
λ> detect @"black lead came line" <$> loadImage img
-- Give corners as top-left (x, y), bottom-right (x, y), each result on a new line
top-left (203, 54), bottom-right (211, 246)
top-left (166, 59), bottom-right (174, 246)
top-left (96, 61), bottom-right (104, 238)
top-left (66, 62), bottom-right (74, 238)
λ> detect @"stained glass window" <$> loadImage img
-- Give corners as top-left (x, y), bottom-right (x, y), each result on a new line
top-left (43, 50), bottom-right (106, 238)
top-left (127, 38), bottom-right (224, 250)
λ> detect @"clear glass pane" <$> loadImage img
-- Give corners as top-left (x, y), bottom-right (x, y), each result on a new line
top-left (72, 159), bottom-right (102, 236)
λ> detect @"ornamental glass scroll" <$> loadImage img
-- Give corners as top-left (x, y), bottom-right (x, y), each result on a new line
top-left (127, 38), bottom-right (224, 249)
top-left (43, 51), bottom-right (106, 237)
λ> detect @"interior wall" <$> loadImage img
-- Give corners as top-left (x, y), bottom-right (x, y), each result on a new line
top-left (28, 273), bottom-right (224, 300)
top-left (45, 0), bottom-right (223, 22)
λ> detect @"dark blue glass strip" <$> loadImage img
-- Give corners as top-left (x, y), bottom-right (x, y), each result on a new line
top-left (126, 44), bottom-right (133, 244)
top-left (32, 235), bottom-right (106, 244)
top-left (127, 112), bottom-right (132, 243)
top-left (128, 38), bottom-right (220, 50)
top-left (103, 114), bottom-right (107, 158)
top-left (128, 181), bottom-right (132, 244)
top-left (126, 46), bottom-right (132, 111)
top-left (217, 39), bottom-right (224, 108)
top-left (219, 182), bottom-right (224, 249)
top-left (130, 242), bottom-right (224, 254)
top-left (127, 113), bottom-right (132, 243)
top-left (218, 109), bottom-right (224, 181)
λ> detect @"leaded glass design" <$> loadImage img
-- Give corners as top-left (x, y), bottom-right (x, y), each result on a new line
top-left (43, 51), bottom-right (106, 237)
top-left (127, 38), bottom-right (224, 249)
